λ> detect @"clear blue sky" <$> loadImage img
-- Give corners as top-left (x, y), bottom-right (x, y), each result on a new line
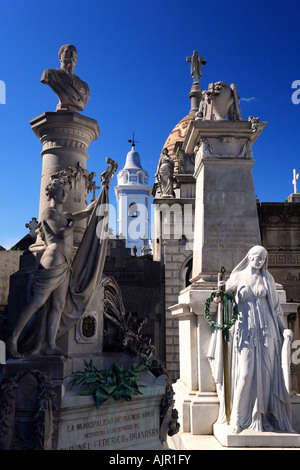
top-left (0, 0), bottom-right (300, 248)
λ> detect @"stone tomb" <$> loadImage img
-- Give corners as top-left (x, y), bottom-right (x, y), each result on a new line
top-left (58, 376), bottom-right (165, 450)
top-left (0, 354), bottom-right (166, 450)
top-left (2, 269), bottom-right (167, 450)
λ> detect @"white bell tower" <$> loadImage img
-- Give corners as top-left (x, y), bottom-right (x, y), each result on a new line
top-left (114, 138), bottom-right (152, 255)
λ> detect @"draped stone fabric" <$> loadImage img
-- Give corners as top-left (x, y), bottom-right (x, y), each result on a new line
top-left (156, 150), bottom-right (174, 197)
top-left (32, 260), bottom-right (71, 297)
top-left (208, 247), bottom-right (294, 433)
top-left (58, 184), bottom-right (109, 337)
top-left (41, 68), bottom-right (90, 111)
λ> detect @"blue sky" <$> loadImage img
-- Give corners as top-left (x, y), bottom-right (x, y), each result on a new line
top-left (0, 0), bottom-right (300, 248)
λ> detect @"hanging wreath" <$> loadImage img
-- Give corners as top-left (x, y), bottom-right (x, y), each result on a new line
top-left (204, 291), bottom-right (240, 333)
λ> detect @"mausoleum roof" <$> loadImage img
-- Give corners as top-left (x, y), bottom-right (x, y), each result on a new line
top-left (160, 112), bottom-right (195, 173)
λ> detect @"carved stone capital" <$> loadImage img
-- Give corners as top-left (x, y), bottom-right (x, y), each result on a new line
top-left (39, 127), bottom-right (90, 156)
top-left (30, 111), bottom-right (100, 159)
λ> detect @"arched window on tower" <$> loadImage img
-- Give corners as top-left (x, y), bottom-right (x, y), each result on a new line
top-left (138, 172), bottom-right (143, 184)
top-left (123, 171), bottom-right (129, 184)
top-left (128, 202), bottom-right (139, 218)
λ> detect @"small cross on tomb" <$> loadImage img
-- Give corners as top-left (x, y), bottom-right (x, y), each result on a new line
top-left (292, 169), bottom-right (299, 194)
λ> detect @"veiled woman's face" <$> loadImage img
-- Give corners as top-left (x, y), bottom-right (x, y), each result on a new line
top-left (249, 250), bottom-right (266, 270)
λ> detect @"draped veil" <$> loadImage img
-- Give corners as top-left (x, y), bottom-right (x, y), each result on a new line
top-left (208, 246), bottom-right (293, 432)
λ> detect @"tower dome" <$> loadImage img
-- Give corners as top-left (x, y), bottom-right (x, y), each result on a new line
top-left (117, 143), bottom-right (149, 187)
top-left (160, 112), bottom-right (195, 174)
top-left (123, 146), bottom-right (143, 170)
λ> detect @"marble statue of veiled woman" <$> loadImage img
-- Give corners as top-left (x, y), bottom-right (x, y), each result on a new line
top-left (155, 148), bottom-right (174, 197)
top-left (208, 245), bottom-right (294, 434)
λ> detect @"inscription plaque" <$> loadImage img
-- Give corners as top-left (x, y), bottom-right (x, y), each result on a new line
top-left (56, 385), bottom-right (165, 450)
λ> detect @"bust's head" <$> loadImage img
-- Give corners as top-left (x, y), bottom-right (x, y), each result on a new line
top-left (58, 44), bottom-right (78, 74)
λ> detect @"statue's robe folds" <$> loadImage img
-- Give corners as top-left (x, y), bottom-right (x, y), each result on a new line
top-left (157, 155), bottom-right (174, 197)
top-left (208, 269), bottom-right (294, 433)
top-left (41, 68), bottom-right (90, 111)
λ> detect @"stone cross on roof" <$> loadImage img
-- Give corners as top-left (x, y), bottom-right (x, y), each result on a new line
top-left (293, 168), bottom-right (299, 194)
top-left (25, 217), bottom-right (38, 238)
top-left (186, 50), bottom-right (206, 84)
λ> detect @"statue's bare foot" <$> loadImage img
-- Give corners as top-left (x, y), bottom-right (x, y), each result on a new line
top-left (6, 339), bottom-right (23, 359)
top-left (44, 344), bottom-right (69, 357)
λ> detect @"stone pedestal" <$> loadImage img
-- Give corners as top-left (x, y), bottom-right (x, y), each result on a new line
top-left (170, 281), bottom-right (219, 435)
top-left (30, 111), bottom-right (100, 247)
top-left (213, 423), bottom-right (300, 447)
top-left (170, 118), bottom-right (266, 437)
top-left (288, 193), bottom-right (300, 203)
top-left (170, 281), bottom-right (299, 441)
top-left (182, 119), bottom-right (265, 279)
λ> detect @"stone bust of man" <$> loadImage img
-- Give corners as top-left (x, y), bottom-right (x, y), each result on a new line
top-left (41, 44), bottom-right (90, 111)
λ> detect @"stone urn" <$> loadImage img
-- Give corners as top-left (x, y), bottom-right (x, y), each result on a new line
top-left (211, 82), bottom-right (234, 120)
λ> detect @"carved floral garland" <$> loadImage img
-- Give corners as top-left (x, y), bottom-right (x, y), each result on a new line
top-left (0, 370), bottom-right (56, 450)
